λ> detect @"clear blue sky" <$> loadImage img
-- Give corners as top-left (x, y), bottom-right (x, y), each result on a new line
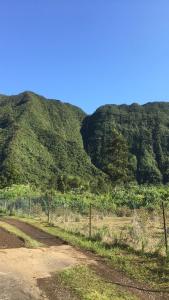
top-left (0, 1), bottom-right (169, 113)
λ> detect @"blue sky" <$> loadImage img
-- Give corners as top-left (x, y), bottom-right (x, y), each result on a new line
top-left (0, 1), bottom-right (169, 113)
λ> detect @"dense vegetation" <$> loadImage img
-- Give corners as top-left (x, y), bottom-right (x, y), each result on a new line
top-left (0, 183), bottom-right (168, 215)
top-left (0, 91), bottom-right (106, 189)
top-left (1, 91), bottom-right (169, 188)
top-left (82, 102), bottom-right (169, 184)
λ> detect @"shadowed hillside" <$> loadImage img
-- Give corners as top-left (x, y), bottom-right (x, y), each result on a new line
top-left (82, 102), bottom-right (169, 184)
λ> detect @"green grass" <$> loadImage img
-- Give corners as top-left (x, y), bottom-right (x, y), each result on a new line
top-left (0, 221), bottom-right (43, 248)
top-left (57, 265), bottom-right (137, 300)
top-left (14, 217), bottom-right (169, 289)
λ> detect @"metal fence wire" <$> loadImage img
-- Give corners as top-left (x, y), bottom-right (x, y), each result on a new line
top-left (0, 196), bottom-right (168, 255)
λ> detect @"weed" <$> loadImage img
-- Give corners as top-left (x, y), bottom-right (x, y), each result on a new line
top-left (58, 265), bottom-right (137, 300)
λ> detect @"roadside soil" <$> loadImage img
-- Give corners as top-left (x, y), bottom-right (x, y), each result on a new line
top-left (0, 227), bottom-right (24, 248)
top-left (1, 218), bottom-right (169, 300)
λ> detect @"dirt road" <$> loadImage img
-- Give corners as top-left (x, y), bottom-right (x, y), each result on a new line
top-left (0, 227), bottom-right (24, 249)
top-left (4, 218), bottom-right (66, 246)
top-left (0, 219), bottom-right (168, 300)
top-left (0, 219), bottom-right (93, 299)
top-left (0, 244), bottom-right (92, 300)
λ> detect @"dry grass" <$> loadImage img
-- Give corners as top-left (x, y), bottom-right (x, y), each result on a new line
top-left (15, 205), bottom-right (169, 255)
top-left (47, 208), bottom-right (168, 255)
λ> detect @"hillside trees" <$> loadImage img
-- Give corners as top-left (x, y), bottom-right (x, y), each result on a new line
top-left (1, 92), bottom-right (169, 186)
top-left (82, 103), bottom-right (169, 184)
top-left (101, 129), bottom-right (130, 184)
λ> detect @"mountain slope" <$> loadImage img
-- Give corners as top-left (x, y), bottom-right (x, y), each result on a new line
top-left (1, 92), bottom-right (169, 187)
top-left (0, 92), bottom-right (105, 188)
top-left (82, 102), bottom-right (169, 184)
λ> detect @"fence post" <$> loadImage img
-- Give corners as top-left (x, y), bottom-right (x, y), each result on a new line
top-left (47, 199), bottom-right (50, 223)
top-left (89, 203), bottom-right (92, 239)
top-left (162, 201), bottom-right (168, 255)
top-left (29, 198), bottom-right (32, 216)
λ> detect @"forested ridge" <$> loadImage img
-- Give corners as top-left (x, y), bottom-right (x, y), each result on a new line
top-left (0, 91), bottom-right (169, 189)
top-left (82, 102), bottom-right (169, 185)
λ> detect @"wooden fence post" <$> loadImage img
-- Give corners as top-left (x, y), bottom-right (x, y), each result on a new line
top-left (47, 199), bottom-right (51, 223)
top-left (29, 198), bottom-right (32, 216)
top-left (89, 203), bottom-right (92, 239)
top-left (162, 201), bottom-right (168, 255)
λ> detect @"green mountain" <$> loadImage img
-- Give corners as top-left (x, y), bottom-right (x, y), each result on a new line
top-left (0, 92), bottom-right (169, 188)
top-left (0, 91), bottom-right (105, 189)
top-left (82, 103), bottom-right (169, 184)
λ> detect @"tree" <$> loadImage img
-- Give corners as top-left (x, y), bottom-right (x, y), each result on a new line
top-left (102, 129), bottom-right (129, 184)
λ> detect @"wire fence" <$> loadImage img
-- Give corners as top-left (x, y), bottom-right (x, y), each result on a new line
top-left (0, 196), bottom-right (168, 256)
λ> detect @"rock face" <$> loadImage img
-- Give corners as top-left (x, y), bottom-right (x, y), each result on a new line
top-left (0, 91), bottom-right (169, 186)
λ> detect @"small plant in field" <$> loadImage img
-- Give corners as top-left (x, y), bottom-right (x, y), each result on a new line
top-left (154, 236), bottom-right (167, 256)
top-left (32, 203), bottom-right (43, 217)
top-left (74, 215), bottom-right (80, 222)
top-left (166, 252), bottom-right (169, 263)
top-left (115, 206), bottom-right (132, 217)
top-left (92, 226), bottom-right (110, 242)
top-left (111, 232), bottom-right (121, 246)
top-left (0, 208), bottom-right (7, 216)
top-left (91, 231), bottom-right (102, 242)
top-left (122, 211), bottom-right (150, 253)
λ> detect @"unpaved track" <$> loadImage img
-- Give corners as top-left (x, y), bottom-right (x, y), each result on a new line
top-left (0, 245), bottom-right (92, 300)
top-left (4, 218), bottom-right (66, 246)
top-left (1, 218), bottom-right (169, 300)
top-left (0, 227), bottom-right (24, 249)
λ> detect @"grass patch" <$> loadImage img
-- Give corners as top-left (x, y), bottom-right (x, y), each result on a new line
top-left (57, 265), bottom-right (137, 300)
top-left (0, 221), bottom-right (43, 248)
top-left (14, 217), bottom-right (169, 288)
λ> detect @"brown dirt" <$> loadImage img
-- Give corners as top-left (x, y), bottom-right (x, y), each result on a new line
top-left (0, 226), bottom-right (25, 248)
top-left (4, 218), bottom-right (67, 246)
top-left (0, 245), bottom-right (89, 300)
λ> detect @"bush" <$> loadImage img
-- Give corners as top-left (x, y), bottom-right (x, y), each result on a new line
top-left (115, 206), bottom-right (132, 217)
